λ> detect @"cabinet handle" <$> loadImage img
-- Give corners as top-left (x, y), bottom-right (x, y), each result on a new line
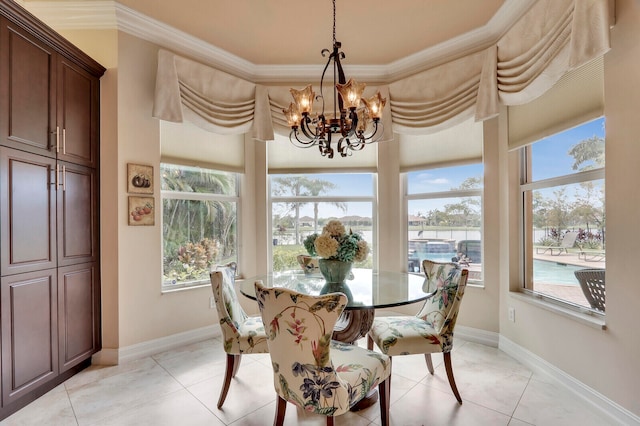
top-left (62, 165), bottom-right (66, 192)
top-left (55, 126), bottom-right (60, 153)
top-left (62, 128), bottom-right (66, 155)
top-left (52, 164), bottom-right (59, 186)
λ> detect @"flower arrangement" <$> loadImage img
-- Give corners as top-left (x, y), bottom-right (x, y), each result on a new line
top-left (303, 219), bottom-right (369, 263)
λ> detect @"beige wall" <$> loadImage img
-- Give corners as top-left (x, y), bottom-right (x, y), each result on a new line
top-left (56, 0), bottom-right (640, 417)
top-left (500, 0), bottom-right (640, 416)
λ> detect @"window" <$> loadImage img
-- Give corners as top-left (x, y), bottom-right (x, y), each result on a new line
top-left (520, 117), bottom-right (605, 313)
top-left (405, 163), bottom-right (483, 281)
top-left (269, 173), bottom-right (375, 272)
top-left (161, 163), bottom-right (239, 290)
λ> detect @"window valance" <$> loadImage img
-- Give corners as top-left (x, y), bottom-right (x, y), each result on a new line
top-left (152, 0), bottom-right (610, 139)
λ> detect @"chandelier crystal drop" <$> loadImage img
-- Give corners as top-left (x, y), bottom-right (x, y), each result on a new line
top-left (284, 0), bottom-right (386, 158)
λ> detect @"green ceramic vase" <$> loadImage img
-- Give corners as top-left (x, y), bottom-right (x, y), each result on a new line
top-left (318, 259), bottom-right (354, 302)
top-left (318, 259), bottom-right (353, 284)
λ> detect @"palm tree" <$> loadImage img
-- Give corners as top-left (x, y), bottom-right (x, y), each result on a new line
top-left (271, 176), bottom-right (346, 243)
top-left (161, 164), bottom-right (237, 265)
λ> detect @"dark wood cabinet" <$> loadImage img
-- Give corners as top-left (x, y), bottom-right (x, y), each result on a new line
top-left (0, 147), bottom-right (57, 276)
top-left (1, 269), bottom-right (58, 406)
top-left (57, 161), bottom-right (98, 267)
top-left (0, 17), bottom-right (55, 156)
top-left (0, 0), bottom-right (104, 419)
top-left (58, 262), bottom-right (99, 373)
top-left (0, 16), bottom-right (99, 168)
top-left (57, 58), bottom-right (100, 168)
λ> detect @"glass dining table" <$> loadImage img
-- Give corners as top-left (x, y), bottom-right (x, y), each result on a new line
top-left (239, 268), bottom-right (431, 344)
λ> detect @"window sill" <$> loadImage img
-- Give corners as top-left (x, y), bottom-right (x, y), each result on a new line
top-left (161, 282), bottom-right (210, 294)
top-left (510, 291), bottom-right (606, 330)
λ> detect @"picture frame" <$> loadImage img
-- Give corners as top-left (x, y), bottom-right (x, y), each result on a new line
top-left (128, 196), bottom-right (155, 226)
top-left (127, 163), bottom-right (153, 194)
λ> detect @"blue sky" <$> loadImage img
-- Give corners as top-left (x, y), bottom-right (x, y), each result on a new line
top-left (531, 117), bottom-right (605, 180)
top-left (271, 116), bottom-right (605, 218)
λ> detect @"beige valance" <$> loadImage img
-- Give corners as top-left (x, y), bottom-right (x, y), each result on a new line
top-left (152, 49), bottom-right (275, 141)
top-left (475, 0), bottom-right (610, 121)
top-left (153, 0), bottom-right (609, 141)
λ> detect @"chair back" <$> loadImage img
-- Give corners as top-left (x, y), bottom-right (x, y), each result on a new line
top-left (416, 260), bottom-right (468, 345)
top-left (421, 259), bottom-right (460, 294)
top-left (210, 265), bottom-right (249, 351)
top-left (560, 231), bottom-right (579, 248)
top-left (574, 269), bottom-right (605, 312)
top-left (254, 281), bottom-right (355, 416)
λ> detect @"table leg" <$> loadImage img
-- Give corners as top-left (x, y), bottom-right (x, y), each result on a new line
top-left (332, 308), bottom-right (375, 344)
top-left (332, 308), bottom-right (379, 411)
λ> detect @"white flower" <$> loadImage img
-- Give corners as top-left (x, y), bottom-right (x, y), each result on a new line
top-left (314, 233), bottom-right (339, 258)
top-left (323, 220), bottom-right (346, 237)
top-left (355, 240), bottom-right (369, 262)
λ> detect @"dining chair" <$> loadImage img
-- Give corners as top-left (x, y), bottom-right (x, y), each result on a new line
top-left (209, 264), bottom-right (269, 409)
top-left (254, 280), bottom-right (391, 426)
top-left (367, 259), bottom-right (468, 404)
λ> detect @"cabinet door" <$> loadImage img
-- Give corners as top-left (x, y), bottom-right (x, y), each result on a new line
top-left (57, 161), bottom-right (98, 267)
top-left (57, 59), bottom-right (99, 168)
top-left (0, 147), bottom-right (57, 276)
top-left (0, 17), bottom-right (56, 157)
top-left (58, 262), bottom-right (98, 373)
top-left (1, 270), bottom-right (58, 406)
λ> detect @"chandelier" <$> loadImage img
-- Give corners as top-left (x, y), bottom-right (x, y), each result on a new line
top-left (283, 0), bottom-right (386, 159)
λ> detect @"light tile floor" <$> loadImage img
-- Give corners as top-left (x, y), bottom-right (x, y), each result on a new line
top-left (1, 338), bottom-right (616, 425)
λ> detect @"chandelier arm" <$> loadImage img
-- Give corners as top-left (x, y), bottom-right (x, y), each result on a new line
top-left (289, 129), bottom-right (316, 147)
top-left (299, 115), bottom-right (320, 141)
top-left (320, 138), bottom-right (334, 158)
top-left (357, 121), bottom-right (384, 143)
top-left (318, 51), bottom-right (336, 117)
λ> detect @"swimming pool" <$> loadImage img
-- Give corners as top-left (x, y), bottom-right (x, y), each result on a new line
top-left (533, 259), bottom-right (582, 285)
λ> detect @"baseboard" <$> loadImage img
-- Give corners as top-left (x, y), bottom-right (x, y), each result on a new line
top-left (92, 325), bottom-right (221, 365)
top-left (499, 336), bottom-right (640, 426)
top-left (91, 348), bottom-right (119, 365)
top-left (455, 325), bottom-right (499, 347)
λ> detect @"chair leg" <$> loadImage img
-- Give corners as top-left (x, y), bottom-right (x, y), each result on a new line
top-left (217, 353), bottom-right (237, 409)
top-left (367, 334), bottom-right (374, 350)
top-left (232, 354), bottom-right (242, 377)
top-left (443, 352), bottom-right (462, 404)
top-left (378, 376), bottom-right (391, 426)
top-left (425, 353), bottom-right (434, 374)
top-left (274, 395), bottom-right (287, 426)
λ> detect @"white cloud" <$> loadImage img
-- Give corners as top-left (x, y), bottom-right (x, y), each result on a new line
top-left (427, 178), bottom-right (449, 185)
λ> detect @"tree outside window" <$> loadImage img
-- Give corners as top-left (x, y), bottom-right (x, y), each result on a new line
top-left (523, 117), bottom-right (605, 312)
top-left (161, 163), bottom-right (238, 289)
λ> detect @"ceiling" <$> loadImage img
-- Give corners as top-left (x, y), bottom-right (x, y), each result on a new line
top-left (21, 0), bottom-right (537, 82)
top-left (112, 0), bottom-right (505, 66)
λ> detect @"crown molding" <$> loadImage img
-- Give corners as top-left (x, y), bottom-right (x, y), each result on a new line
top-left (22, 0), bottom-right (537, 84)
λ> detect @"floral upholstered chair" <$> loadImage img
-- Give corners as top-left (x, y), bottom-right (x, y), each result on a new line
top-left (209, 264), bottom-right (268, 409)
top-left (254, 280), bottom-right (391, 426)
top-left (367, 259), bottom-right (468, 404)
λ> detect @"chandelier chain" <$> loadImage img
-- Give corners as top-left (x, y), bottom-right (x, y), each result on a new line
top-left (332, 0), bottom-right (336, 45)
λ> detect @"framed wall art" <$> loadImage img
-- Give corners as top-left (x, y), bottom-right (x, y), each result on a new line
top-left (128, 196), bottom-right (155, 226)
top-left (127, 163), bottom-right (153, 194)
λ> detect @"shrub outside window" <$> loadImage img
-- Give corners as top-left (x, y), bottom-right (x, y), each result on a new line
top-left (270, 173), bottom-right (374, 272)
top-left (405, 163), bottom-right (483, 282)
top-left (520, 117), bottom-right (605, 313)
top-left (161, 163), bottom-right (239, 289)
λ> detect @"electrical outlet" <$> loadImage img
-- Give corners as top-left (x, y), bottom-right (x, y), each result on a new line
top-left (508, 307), bottom-right (515, 322)
top-left (209, 296), bottom-right (215, 309)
